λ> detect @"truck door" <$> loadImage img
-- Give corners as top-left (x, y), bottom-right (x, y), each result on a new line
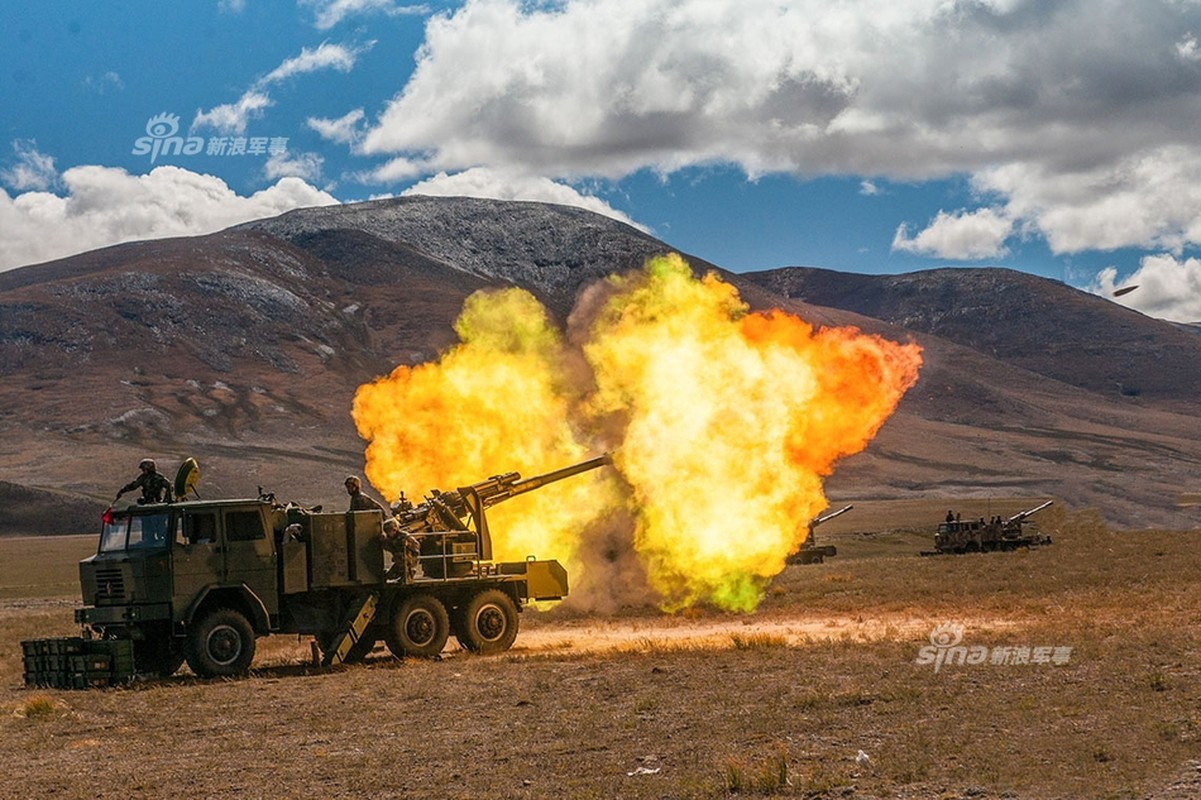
top-left (173, 510), bottom-right (222, 612)
top-left (221, 508), bottom-right (278, 616)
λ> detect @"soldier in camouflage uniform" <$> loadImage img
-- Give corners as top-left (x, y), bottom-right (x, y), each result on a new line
top-left (344, 475), bottom-right (385, 513)
top-left (115, 458), bottom-right (174, 504)
top-left (380, 517), bottom-right (421, 580)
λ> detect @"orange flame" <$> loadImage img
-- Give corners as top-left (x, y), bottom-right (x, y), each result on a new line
top-left (352, 254), bottom-right (922, 612)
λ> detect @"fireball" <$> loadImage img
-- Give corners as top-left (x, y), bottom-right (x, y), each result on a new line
top-left (352, 254), bottom-right (922, 612)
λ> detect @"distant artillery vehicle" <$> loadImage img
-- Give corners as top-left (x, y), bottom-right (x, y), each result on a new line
top-left (929, 500), bottom-right (1054, 555)
top-left (23, 454), bottom-right (610, 687)
top-left (789, 504), bottom-right (852, 564)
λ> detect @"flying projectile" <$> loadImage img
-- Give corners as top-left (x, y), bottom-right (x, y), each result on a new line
top-left (1113, 285), bottom-right (1139, 297)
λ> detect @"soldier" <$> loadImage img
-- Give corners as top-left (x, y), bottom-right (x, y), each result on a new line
top-left (381, 517), bottom-right (420, 580)
top-left (344, 475), bottom-right (385, 513)
top-left (115, 458), bottom-right (174, 505)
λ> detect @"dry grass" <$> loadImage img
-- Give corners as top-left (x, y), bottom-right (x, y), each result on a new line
top-left (1, 507), bottom-right (1200, 798)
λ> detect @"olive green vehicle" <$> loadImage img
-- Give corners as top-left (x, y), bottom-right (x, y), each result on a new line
top-left (65, 455), bottom-right (609, 680)
top-left (930, 500), bottom-right (1054, 555)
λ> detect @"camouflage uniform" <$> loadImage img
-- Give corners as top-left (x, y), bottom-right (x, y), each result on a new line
top-left (345, 476), bottom-right (385, 513)
top-left (116, 460), bottom-right (174, 504)
top-left (381, 518), bottom-right (420, 581)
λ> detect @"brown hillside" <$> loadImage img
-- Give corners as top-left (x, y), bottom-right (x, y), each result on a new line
top-left (1, 198), bottom-right (1199, 533)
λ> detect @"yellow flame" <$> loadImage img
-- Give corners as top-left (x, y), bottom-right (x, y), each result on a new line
top-left (352, 254), bottom-right (922, 612)
top-left (351, 288), bottom-right (608, 567)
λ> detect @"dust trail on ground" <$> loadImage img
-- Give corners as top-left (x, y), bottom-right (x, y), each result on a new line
top-left (511, 612), bottom-right (1021, 656)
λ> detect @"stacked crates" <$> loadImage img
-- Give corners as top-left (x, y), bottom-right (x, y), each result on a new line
top-left (21, 638), bottom-right (136, 689)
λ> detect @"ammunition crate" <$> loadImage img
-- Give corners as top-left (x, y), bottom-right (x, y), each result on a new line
top-left (21, 637), bottom-right (136, 689)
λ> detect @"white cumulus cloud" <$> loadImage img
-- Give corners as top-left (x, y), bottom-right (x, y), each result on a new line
top-left (892, 208), bottom-right (1013, 260)
top-left (308, 108), bottom-right (366, 144)
top-left (0, 165), bottom-right (337, 271)
top-left (193, 91), bottom-right (273, 135)
top-left (265, 151), bottom-right (326, 182)
top-left (975, 148), bottom-right (1201, 255)
top-left (402, 167), bottom-right (648, 231)
top-left (1092, 255), bottom-right (1201, 324)
top-left (358, 0), bottom-right (1201, 265)
top-left (1, 141), bottom-right (58, 192)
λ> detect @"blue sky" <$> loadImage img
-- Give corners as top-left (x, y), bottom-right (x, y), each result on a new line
top-left (4, 0), bottom-right (1201, 321)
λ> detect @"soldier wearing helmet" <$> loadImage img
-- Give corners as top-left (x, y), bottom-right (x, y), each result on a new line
top-left (115, 458), bottom-right (174, 505)
top-left (345, 475), bottom-right (384, 513)
top-left (380, 516), bottom-right (420, 581)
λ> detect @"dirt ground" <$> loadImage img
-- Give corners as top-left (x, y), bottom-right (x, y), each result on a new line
top-left (2, 514), bottom-right (1200, 799)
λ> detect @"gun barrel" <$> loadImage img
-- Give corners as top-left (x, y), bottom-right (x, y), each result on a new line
top-left (812, 504), bottom-right (854, 527)
top-left (481, 453), bottom-right (613, 507)
top-left (1006, 499), bottom-right (1053, 524)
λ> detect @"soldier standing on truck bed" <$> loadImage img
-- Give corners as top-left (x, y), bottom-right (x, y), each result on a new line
top-left (345, 475), bottom-right (385, 513)
top-left (115, 458), bottom-right (173, 505)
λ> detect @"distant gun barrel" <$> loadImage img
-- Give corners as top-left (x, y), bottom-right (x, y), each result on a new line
top-left (1006, 499), bottom-right (1053, 525)
top-left (811, 504), bottom-right (854, 528)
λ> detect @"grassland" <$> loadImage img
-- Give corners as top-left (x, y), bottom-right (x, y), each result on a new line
top-left (1, 507), bottom-right (1199, 799)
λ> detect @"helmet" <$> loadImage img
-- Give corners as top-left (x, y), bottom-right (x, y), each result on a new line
top-left (139, 458), bottom-right (156, 471)
top-left (344, 475), bottom-right (361, 489)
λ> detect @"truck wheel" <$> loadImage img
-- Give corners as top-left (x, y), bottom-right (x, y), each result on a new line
top-left (456, 589), bottom-right (519, 655)
top-left (185, 608), bottom-right (256, 678)
top-left (385, 594), bottom-right (449, 658)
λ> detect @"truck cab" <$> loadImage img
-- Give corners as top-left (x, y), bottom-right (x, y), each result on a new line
top-left (78, 499), bottom-right (284, 677)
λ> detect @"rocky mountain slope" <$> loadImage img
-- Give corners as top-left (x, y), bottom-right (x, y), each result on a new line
top-left (1, 196), bottom-right (1199, 533)
top-left (743, 266), bottom-right (1201, 407)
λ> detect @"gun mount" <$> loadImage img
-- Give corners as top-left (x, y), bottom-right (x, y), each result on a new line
top-left (789, 504), bottom-right (853, 565)
top-left (392, 453), bottom-right (613, 562)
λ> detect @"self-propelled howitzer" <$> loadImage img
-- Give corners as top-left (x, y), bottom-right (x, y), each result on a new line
top-left (39, 454), bottom-right (615, 686)
top-left (788, 504), bottom-right (853, 565)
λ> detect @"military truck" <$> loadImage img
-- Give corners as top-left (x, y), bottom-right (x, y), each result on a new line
top-left (930, 500), bottom-right (1053, 555)
top-left (788, 504), bottom-right (852, 565)
top-left (29, 455), bottom-right (609, 684)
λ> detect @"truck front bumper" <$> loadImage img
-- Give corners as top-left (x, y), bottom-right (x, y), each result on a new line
top-left (75, 604), bottom-right (172, 625)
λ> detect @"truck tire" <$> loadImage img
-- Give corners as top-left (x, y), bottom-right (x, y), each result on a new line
top-left (185, 608), bottom-right (256, 678)
top-left (455, 589), bottom-right (519, 655)
top-left (385, 594), bottom-right (449, 658)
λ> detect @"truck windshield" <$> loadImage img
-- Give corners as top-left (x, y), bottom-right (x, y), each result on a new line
top-left (99, 512), bottom-right (173, 553)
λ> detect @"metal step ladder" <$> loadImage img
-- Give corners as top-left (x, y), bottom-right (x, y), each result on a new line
top-left (322, 592), bottom-right (378, 667)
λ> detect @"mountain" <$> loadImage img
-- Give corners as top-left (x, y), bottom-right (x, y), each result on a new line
top-left (742, 266), bottom-right (1201, 406)
top-left (1, 196), bottom-right (1199, 534)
